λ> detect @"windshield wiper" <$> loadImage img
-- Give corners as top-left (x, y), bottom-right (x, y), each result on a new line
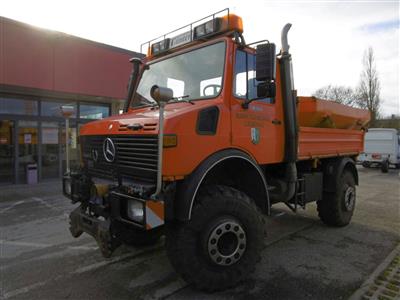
top-left (148, 95), bottom-right (194, 110)
top-left (169, 95), bottom-right (195, 105)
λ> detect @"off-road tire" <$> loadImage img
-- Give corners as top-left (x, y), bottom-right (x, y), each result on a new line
top-left (165, 185), bottom-right (265, 292)
top-left (381, 160), bottom-right (389, 173)
top-left (317, 170), bottom-right (356, 227)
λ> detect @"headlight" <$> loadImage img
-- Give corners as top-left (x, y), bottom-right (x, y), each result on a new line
top-left (127, 200), bottom-right (144, 223)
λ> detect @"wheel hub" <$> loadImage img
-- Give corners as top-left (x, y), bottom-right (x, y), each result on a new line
top-left (207, 220), bottom-right (246, 266)
top-left (344, 186), bottom-right (355, 211)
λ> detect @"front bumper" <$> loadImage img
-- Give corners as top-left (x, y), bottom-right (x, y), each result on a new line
top-left (63, 173), bottom-right (165, 230)
top-left (63, 172), bottom-right (165, 257)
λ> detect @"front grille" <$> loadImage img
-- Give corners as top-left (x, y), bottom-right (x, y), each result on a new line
top-left (81, 135), bottom-right (158, 182)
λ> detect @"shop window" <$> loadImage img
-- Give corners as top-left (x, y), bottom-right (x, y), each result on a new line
top-left (79, 104), bottom-right (109, 119)
top-left (0, 97), bottom-right (38, 115)
top-left (41, 101), bottom-right (77, 118)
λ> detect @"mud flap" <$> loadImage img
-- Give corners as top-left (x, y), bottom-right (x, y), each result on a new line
top-left (69, 206), bottom-right (121, 258)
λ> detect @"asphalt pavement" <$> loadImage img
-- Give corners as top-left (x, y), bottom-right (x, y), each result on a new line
top-left (0, 166), bottom-right (399, 299)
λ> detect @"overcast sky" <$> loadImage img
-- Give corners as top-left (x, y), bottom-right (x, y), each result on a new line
top-left (2, 0), bottom-right (399, 116)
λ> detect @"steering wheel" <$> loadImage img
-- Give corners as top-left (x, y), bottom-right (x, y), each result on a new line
top-left (203, 84), bottom-right (221, 96)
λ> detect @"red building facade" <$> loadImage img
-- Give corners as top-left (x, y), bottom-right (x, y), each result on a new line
top-left (0, 17), bottom-right (143, 184)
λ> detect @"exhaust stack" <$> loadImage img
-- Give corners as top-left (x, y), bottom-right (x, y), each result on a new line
top-left (278, 23), bottom-right (298, 203)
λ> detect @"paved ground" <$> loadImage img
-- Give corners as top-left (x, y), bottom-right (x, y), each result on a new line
top-left (350, 244), bottom-right (400, 300)
top-left (0, 166), bottom-right (399, 300)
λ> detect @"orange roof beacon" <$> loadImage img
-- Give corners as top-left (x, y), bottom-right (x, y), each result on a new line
top-left (63, 9), bottom-right (370, 291)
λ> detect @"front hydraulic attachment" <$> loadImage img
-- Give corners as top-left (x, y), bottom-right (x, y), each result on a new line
top-left (69, 206), bottom-right (121, 258)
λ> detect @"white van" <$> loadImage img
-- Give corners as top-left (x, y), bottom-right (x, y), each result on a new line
top-left (358, 128), bottom-right (400, 173)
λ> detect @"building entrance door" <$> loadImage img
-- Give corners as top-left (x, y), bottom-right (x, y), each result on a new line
top-left (0, 120), bottom-right (15, 184)
top-left (18, 121), bottom-right (38, 183)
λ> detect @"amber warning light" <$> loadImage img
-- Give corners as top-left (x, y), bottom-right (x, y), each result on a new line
top-left (143, 9), bottom-right (243, 57)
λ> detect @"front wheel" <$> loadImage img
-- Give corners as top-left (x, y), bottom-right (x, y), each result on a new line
top-left (166, 185), bottom-right (265, 292)
top-left (317, 170), bottom-right (356, 227)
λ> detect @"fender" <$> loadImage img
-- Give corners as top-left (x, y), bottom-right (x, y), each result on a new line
top-left (323, 156), bottom-right (358, 193)
top-left (174, 149), bottom-right (270, 221)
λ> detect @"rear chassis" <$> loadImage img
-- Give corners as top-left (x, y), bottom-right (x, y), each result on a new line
top-left (62, 171), bottom-right (165, 257)
top-left (358, 153), bottom-right (400, 170)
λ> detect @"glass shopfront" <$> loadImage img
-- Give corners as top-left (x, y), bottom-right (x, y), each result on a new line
top-left (0, 95), bottom-right (110, 184)
top-left (18, 121), bottom-right (38, 183)
top-left (41, 122), bottom-right (60, 179)
top-left (0, 120), bottom-right (15, 184)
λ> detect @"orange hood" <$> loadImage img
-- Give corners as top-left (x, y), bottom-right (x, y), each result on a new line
top-left (79, 100), bottom-right (215, 136)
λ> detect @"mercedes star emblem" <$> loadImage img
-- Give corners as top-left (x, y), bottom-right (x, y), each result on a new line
top-left (103, 138), bottom-right (116, 162)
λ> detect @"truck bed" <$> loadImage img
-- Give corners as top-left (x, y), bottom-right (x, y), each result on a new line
top-left (297, 97), bottom-right (369, 160)
top-left (298, 127), bottom-right (365, 160)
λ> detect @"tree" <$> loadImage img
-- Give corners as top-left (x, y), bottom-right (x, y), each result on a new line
top-left (356, 47), bottom-right (381, 122)
top-left (313, 85), bottom-right (357, 106)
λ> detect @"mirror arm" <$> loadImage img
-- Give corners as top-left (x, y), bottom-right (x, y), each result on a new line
top-left (241, 98), bottom-right (255, 109)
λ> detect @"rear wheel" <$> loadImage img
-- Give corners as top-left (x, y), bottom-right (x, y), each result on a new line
top-left (362, 161), bottom-right (370, 168)
top-left (381, 160), bottom-right (389, 173)
top-left (166, 185), bottom-right (265, 292)
top-left (317, 170), bottom-right (356, 227)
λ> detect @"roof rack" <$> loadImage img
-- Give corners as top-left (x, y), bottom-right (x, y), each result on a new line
top-left (140, 8), bottom-right (230, 54)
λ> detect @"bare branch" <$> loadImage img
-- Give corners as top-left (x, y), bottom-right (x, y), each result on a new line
top-left (356, 47), bottom-right (381, 121)
top-left (313, 85), bottom-right (357, 106)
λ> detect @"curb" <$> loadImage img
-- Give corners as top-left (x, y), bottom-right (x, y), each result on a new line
top-left (349, 243), bottom-right (400, 300)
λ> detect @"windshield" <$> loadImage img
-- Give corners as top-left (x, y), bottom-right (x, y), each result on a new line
top-left (131, 42), bottom-right (226, 107)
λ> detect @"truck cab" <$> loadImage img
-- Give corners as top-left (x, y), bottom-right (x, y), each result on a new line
top-left (63, 9), bottom-right (369, 291)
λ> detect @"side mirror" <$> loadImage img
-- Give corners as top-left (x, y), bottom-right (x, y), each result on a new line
top-left (150, 85), bottom-right (174, 105)
top-left (256, 43), bottom-right (276, 82)
top-left (242, 43), bottom-right (277, 109)
top-left (257, 82), bottom-right (276, 98)
top-left (256, 43), bottom-right (276, 98)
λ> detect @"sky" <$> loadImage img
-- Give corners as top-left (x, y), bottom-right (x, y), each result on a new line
top-left (1, 0), bottom-right (399, 116)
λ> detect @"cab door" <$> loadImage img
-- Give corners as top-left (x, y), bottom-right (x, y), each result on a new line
top-left (230, 47), bottom-right (284, 164)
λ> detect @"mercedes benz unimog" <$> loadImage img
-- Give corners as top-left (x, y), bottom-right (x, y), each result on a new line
top-left (63, 9), bottom-right (370, 291)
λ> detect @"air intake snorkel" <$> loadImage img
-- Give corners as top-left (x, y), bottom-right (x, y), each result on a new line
top-left (124, 57), bottom-right (143, 112)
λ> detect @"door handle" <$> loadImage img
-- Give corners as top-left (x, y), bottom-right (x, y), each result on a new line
top-left (272, 119), bottom-right (282, 125)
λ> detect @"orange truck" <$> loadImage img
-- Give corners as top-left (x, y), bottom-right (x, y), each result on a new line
top-left (63, 9), bottom-right (370, 291)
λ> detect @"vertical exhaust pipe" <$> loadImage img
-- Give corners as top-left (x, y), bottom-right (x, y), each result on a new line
top-left (279, 23), bottom-right (298, 202)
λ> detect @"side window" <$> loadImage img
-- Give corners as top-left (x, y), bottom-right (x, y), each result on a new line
top-left (233, 51), bottom-right (247, 98)
top-left (233, 50), bottom-right (274, 104)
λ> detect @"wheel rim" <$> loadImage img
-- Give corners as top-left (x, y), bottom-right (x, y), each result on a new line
top-left (344, 186), bottom-right (355, 211)
top-left (207, 220), bottom-right (246, 266)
